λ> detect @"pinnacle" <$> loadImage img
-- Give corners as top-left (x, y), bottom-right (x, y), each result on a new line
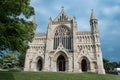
top-left (90, 9), bottom-right (97, 20)
top-left (32, 16), bottom-right (36, 24)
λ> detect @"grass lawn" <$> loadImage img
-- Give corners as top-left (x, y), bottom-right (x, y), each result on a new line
top-left (0, 71), bottom-right (120, 80)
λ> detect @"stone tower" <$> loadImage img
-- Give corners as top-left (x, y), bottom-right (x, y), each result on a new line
top-left (24, 7), bottom-right (105, 74)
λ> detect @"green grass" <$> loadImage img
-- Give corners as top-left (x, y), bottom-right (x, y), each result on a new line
top-left (0, 71), bottom-right (120, 80)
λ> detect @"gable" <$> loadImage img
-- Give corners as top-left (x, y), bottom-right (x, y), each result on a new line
top-left (54, 11), bottom-right (71, 22)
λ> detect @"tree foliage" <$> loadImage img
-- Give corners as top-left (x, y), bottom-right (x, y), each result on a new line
top-left (0, 58), bottom-right (3, 68)
top-left (103, 58), bottom-right (120, 72)
top-left (18, 52), bottom-right (26, 68)
top-left (103, 59), bottom-right (114, 72)
top-left (1, 52), bottom-right (19, 69)
top-left (0, 0), bottom-right (35, 55)
top-left (0, 51), bottom-right (27, 69)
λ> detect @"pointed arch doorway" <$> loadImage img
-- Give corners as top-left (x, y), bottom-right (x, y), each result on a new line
top-left (56, 51), bottom-right (68, 72)
top-left (57, 55), bottom-right (66, 71)
top-left (81, 59), bottom-right (87, 71)
top-left (80, 57), bottom-right (90, 72)
top-left (37, 58), bottom-right (43, 71)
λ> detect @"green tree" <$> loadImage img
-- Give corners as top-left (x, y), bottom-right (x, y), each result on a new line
top-left (103, 58), bottom-right (114, 72)
top-left (118, 62), bottom-right (120, 67)
top-left (0, 58), bottom-right (3, 68)
top-left (112, 62), bottom-right (118, 68)
top-left (0, 0), bottom-right (35, 56)
top-left (18, 52), bottom-right (26, 68)
top-left (2, 52), bottom-right (19, 69)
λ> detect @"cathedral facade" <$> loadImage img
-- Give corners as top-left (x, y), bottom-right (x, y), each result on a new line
top-left (24, 8), bottom-right (105, 74)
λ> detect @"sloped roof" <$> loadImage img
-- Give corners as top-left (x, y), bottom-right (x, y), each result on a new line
top-left (54, 7), bottom-right (71, 22)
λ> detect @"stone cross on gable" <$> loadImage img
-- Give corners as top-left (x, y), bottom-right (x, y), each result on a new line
top-left (61, 6), bottom-right (64, 11)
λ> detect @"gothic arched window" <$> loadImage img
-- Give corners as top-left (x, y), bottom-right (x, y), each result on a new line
top-left (54, 26), bottom-right (72, 50)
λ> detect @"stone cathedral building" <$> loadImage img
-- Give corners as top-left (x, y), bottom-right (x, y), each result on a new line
top-left (24, 7), bottom-right (105, 74)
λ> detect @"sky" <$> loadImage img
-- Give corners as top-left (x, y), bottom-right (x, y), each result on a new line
top-left (30, 0), bottom-right (120, 62)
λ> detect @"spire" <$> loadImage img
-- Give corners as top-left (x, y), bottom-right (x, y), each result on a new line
top-left (32, 16), bottom-right (37, 30)
top-left (49, 17), bottom-right (52, 23)
top-left (32, 16), bottom-right (36, 25)
top-left (90, 9), bottom-right (98, 33)
top-left (90, 9), bottom-right (97, 20)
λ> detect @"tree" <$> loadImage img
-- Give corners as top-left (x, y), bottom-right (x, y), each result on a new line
top-left (0, 58), bottom-right (3, 68)
top-left (103, 58), bottom-right (120, 72)
top-left (0, 0), bottom-right (35, 56)
top-left (18, 52), bottom-right (26, 68)
top-left (2, 52), bottom-right (19, 69)
top-left (103, 58), bottom-right (114, 72)
top-left (118, 62), bottom-right (120, 67)
top-left (112, 62), bottom-right (118, 68)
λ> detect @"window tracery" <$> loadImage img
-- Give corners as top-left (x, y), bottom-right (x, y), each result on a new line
top-left (54, 26), bottom-right (72, 50)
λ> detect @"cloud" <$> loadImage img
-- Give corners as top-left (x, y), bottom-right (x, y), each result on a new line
top-left (103, 5), bottom-right (120, 16)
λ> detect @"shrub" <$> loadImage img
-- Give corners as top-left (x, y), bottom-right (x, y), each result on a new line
top-left (8, 68), bottom-right (21, 72)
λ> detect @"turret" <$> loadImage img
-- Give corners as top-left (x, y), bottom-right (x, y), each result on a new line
top-left (90, 9), bottom-right (98, 33)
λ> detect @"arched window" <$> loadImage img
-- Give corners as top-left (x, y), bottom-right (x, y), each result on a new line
top-left (54, 26), bottom-right (72, 50)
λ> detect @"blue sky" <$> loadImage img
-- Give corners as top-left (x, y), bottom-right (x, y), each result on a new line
top-left (30, 0), bottom-right (120, 62)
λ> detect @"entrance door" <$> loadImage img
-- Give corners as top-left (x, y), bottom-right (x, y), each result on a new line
top-left (81, 59), bottom-right (87, 72)
top-left (57, 55), bottom-right (66, 71)
top-left (37, 59), bottom-right (42, 71)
